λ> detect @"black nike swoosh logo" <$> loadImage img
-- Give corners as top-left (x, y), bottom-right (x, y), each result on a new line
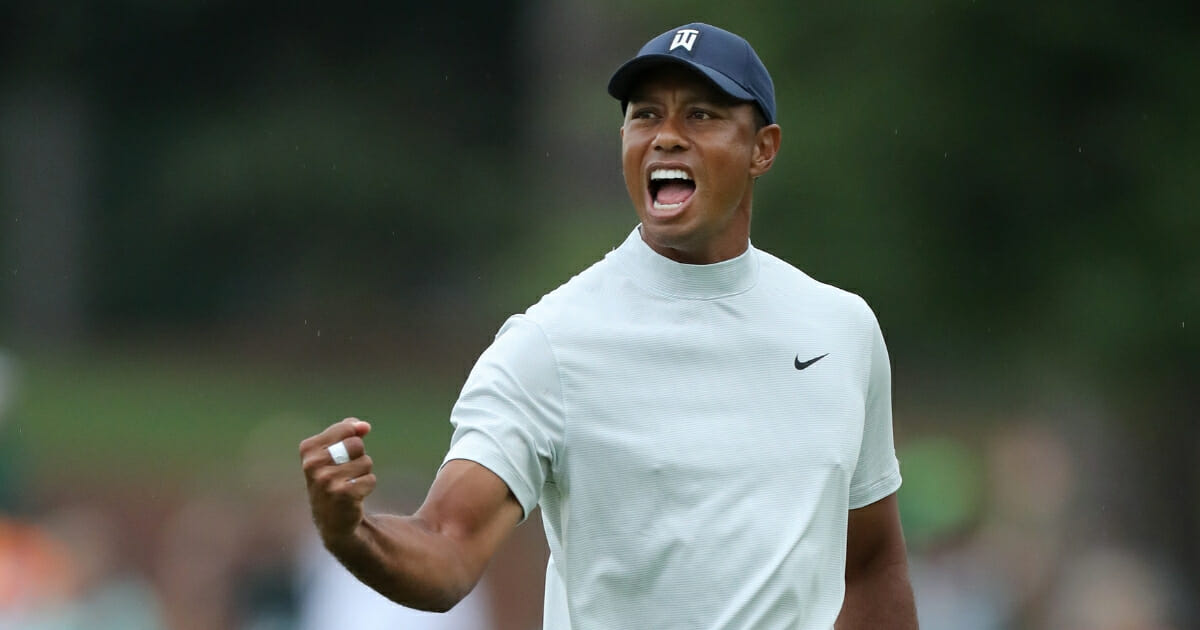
top-left (794, 353), bottom-right (829, 370)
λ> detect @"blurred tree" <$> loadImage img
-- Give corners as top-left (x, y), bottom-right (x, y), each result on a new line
top-left (2, 0), bottom-right (524, 346)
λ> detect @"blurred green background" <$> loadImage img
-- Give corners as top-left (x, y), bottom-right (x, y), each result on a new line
top-left (0, 1), bottom-right (1196, 629)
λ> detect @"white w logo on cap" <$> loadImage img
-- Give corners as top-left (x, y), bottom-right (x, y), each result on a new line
top-left (669, 29), bottom-right (700, 52)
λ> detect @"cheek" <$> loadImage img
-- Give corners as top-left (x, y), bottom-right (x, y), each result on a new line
top-left (707, 146), bottom-right (752, 190)
top-left (622, 134), bottom-right (642, 161)
top-left (621, 144), bottom-right (643, 189)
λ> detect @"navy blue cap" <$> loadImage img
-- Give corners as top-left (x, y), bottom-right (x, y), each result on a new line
top-left (608, 23), bottom-right (776, 125)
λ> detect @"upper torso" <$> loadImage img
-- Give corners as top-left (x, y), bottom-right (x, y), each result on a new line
top-left (445, 228), bottom-right (900, 630)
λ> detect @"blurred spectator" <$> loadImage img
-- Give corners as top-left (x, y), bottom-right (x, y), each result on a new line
top-left (978, 422), bottom-right (1078, 627)
top-left (905, 422), bottom-right (1080, 629)
top-left (0, 503), bottom-right (165, 629)
top-left (235, 416), bottom-right (318, 630)
top-left (1044, 546), bottom-right (1181, 630)
top-left (4, 504), bottom-right (165, 630)
top-left (154, 495), bottom-right (246, 630)
top-left (0, 351), bottom-right (24, 513)
top-left (905, 420), bottom-right (1191, 629)
top-left (902, 435), bottom-right (1007, 630)
top-left (0, 515), bottom-right (73, 626)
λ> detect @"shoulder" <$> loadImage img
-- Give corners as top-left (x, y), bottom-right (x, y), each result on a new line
top-left (521, 249), bottom-right (629, 331)
top-left (755, 248), bottom-right (879, 327)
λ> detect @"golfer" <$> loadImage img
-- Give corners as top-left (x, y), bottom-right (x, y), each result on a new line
top-left (300, 22), bottom-right (918, 629)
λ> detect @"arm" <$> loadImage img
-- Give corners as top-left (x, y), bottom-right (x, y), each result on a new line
top-left (299, 418), bottom-right (522, 612)
top-left (835, 492), bottom-right (918, 629)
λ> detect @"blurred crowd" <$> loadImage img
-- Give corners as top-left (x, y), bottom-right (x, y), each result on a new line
top-left (901, 422), bottom-right (1190, 629)
top-left (0, 351), bottom-right (1191, 629)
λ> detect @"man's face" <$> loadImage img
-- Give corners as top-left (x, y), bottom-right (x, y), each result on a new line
top-left (620, 65), bottom-right (779, 264)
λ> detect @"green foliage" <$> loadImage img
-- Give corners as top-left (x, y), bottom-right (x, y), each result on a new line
top-left (1, 0), bottom-right (1194, 389)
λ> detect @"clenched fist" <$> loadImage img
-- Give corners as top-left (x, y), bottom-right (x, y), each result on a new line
top-left (299, 418), bottom-right (376, 546)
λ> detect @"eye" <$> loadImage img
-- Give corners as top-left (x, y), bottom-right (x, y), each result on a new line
top-left (690, 109), bottom-right (715, 120)
top-left (632, 108), bottom-right (658, 120)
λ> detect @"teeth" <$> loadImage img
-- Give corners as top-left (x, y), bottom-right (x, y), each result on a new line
top-left (650, 168), bottom-right (692, 181)
top-left (653, 201), bottom-right (684, 211)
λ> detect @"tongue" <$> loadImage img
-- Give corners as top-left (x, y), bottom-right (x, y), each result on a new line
top-left (655, 180), bottom-right (695, 205)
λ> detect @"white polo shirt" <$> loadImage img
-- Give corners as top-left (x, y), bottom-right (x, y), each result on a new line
top-left (444, 227), bottom-right (901, 630)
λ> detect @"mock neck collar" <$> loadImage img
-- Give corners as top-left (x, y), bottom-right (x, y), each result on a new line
top-left (612, 226), bottom-right (759, 299)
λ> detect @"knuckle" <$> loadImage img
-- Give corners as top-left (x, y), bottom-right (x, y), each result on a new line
top-left (298, 436), bottom-right (317, 455)
top-left (353, 475), bottom-right (377, 493)
top-left (312, 467), bottom-right (337, 487)
top-left (301, 451), bottom-right (330, 474)
top-left (344, 437), bottom-right (365, 455)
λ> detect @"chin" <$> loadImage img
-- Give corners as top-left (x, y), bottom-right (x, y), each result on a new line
top-left (640, 222), bottom-right (697, 250)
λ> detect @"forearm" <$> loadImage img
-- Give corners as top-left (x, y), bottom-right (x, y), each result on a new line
top-left (325, 512), bottom-right (478, 612)
top-left (835, 558), bottom-right (918, 630)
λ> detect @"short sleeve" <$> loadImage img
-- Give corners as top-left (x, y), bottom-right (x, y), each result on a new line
top-left (848, 313), bottom-right (902, 509)
top-left (442, 315), bottom-right (564, 519)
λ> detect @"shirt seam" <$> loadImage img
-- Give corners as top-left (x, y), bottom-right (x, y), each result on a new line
top-left (849, 468), bottom-right (902, 509)
top-left (522, 315), bottom-right (568, 487)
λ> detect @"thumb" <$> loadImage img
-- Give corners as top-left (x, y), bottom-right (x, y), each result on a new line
top-left (341, 417), bottom-right (372, 438)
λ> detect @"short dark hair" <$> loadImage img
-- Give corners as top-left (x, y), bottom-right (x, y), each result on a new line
top-left (751, 106), bottom-right (768, 131)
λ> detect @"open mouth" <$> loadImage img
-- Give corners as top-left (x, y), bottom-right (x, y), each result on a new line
top-left (649, 168), bottom-right (696, 211)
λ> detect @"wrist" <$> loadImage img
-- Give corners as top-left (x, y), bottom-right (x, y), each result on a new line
top-left (322, 514), bottom-right (371, 556)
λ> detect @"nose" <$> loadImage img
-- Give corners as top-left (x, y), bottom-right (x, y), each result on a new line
top-left (653, 114), bottom-right (689, 152)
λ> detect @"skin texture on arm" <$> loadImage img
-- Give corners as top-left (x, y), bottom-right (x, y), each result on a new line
top-left (835, 492), bottom-right (919, 629)
top-left (299, 418), bottom-right (522, 612)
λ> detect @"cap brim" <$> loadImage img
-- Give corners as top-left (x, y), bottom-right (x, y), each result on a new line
top-left (607, 54), bottom-right (755, 105)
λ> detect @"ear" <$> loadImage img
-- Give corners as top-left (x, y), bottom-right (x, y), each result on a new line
top-left (749, 123), bottom-right (782, 178)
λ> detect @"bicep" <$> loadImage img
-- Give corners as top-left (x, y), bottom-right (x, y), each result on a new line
top-left (845, 492), bottom-right (907, 578)
top-left (414, 459), bottom-right (524, 582)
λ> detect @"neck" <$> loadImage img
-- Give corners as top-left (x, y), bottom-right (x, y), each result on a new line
top-left (641, 197), bottom-right (753, 265)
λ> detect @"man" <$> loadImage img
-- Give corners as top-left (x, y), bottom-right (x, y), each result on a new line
top-left (300, 22), bottom-right (918, 629)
